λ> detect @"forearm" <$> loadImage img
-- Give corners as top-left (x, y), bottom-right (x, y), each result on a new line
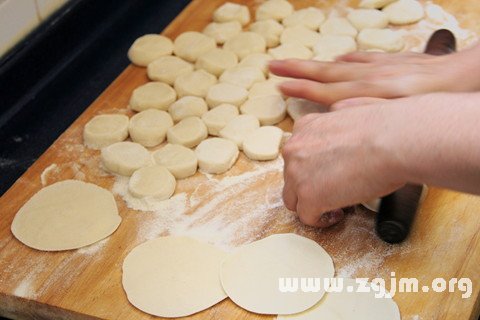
top-left (445, 42), bottom-right (480, 92)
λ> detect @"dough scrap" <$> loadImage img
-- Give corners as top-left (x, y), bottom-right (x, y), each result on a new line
top-left (220, 66), bottom-right (265, 89)
top-left (129, 82), bottom-right (177, 112)
top-left (195, 138), bottom-right (239, 174)
top-left (359, 0), bottom-right (396, 9)
top-left (173, 31), bottom-right (216, 62)
top-left (213, 2), bottom-right (250, 26)
top-left (286, 97), bottom-right (327, 121)
top-left (201, 104), bottom-right (239, 136)
top-left (174, 69), bottom-right (217, 98)
top-left (219, 114), bottom-right (260, 149)
top-left (206, 83), bottom-right (248, 108)
top-left (320, 17), bottom-right (358, 37)
top-left (256, 0), bottom-right (294, 21)
top-left (101, 141), bottom-right (152, 176)
top-left (280, 26), bottom-right (322, 49)
top-left (203, 21), bottom-right (242, 45)
top-left (167, 116), bottom-right (208, 148)
top-left (239, 53), bottom-right (272, 75)
top-left (240, 95), bottom-right (287, 125)
top-left (129, 109), bottom-right (173, 147)
top-left (357, 28), bottom-right (405, 52)
top-left (249, 19), bottom-right (284, 48)
top-left (282, 7), bottom-right (326, 30)
top-left (248, 80), bottom-right (282, 99)
top-left (168, 96), bottom-right (208, 123)
top-left (382, 0), bottom-right (424, 25)
top-left (128, 165), bottom-right (176, 199)
top-left (243, 126), bottom-right (283, 161)
top-left (128, 34), bottom-right (173, 67)
top-left (347, 9), bottom-right (389, 30)
top-left (196, 48), bottom-right (238, 77)
top-left (313, 34), bottom-right (357, 61)
top-left (147, 56), bottom-right (193, 85)
top-left (224, 32), bottom-right (267, 60)
top-left (83, 114), bottom-right (129, 150)
top-left (153, 144), bottom-right (198, 179)
top-left (268, 43), bottom-right (313, 60)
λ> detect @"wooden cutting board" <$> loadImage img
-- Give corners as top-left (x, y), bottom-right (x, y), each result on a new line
top-left (1, 0), bottom-right (480, 319)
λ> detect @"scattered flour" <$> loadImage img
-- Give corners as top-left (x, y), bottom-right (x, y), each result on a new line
top-left (76, 238), bottom-right (109, 256)
top-left (40, 164), bottom-right (58, 186)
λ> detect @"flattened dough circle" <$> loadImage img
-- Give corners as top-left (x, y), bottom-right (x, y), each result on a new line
top-left (243, 126), bottom-right (283, 161)
top-left (129, 82), bottom-right (177, 112)
top-left (129, 109), bottom-right (173, 147)
top-left (167, 116), bottom-right (208, 148)
top-left (153, 144), bottom-right (198, 179)
top-left (128, 165), bottom-right (176, 199)
top-left (83, 114), bottom-right (129, 150)
top-left (101, 141), bottom-right (152, 176)
top-left (195, 138), bottom-right (239, 174)
top-left (128, 34), bottom-right (173, 67)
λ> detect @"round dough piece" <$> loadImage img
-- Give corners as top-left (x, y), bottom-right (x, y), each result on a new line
top-left (243, 126), bottom-right (283, 161)
top-left (249, 19), bottom-right (284, 48)
top-left (320, 17), bottom-right (358, 37)
top-left (153, 144), bottom-right (198, 179)
top-left (127, 34), bottom-right (173, 67)
top-left (213, 2), bottom-right (250, 26)
top-left (224, 32), bottom-right (267, 60)
top-left (256, 0), bottom-right (294, 21)
top-left (195, 138), bottom-right (239, 174)
top-left (239, 53), bottom-right (272, 75)
top-left (286, 97), bottom-right (327, 121)
top-left (122, 236), bottom-right (227, 318)
top-left (220, 66), bottom-right (265, 89)
top-left (359, 0), bottom-right (396, 9)
top-left (248, 80), bottom-right (282, 99)
top-left (219, 114), bottom-right (260, 149)
top-left (196, 48), bottom-right (238, 77)
top-left (206, 83), bottom-right (248, 108)
top-left (174, 70), bottom-right (217, 98)
top-left (128, 165), bottom-right (176, 199)
top-left (130, 82), bottom-right (177, 112)
top-left (83, 114), bottom-right (129, 150)
top-left (282, 7), bottom-right (326, 30)
top-left (201, 103), bottom-right (239, 136)
top-left (129, 109), bottom-right (173, 147)
top-left (168, 96), bottom-right (208, 123)
top-left (167, 116), bottom-right (208, 148)
top-left (268, 43), bottom-right (313, 60)
top-left (203, 21), bottom-right (242, 45)
top-left (11, 180), bottom-right (121, 251)
top-left (281, 26), bottom-right (322, 49)
top-left (173, 31), bottom-right (216, 62)
top-left (220, 233), bottom-right (335, 315)
top-left (382, 0), bottom-right (424, 25)
top-left (147, 56), bottom-right (193, 85)
top-left (240, 95), bottom-right (287, 125)
top-left (347, 9), bottom-right (389, 30)
top-left (312, 34), bottom-right (357, 62)
top-left (357, 28), bottom-right (405, 52)
top-left (101, 141), bottom-right (152, 176)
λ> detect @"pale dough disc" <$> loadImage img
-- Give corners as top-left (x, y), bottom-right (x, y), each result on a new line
top-left (147, 56), bottom-right (193, 85)
top-left (127, 34), bottom-right (173, 67)
top-left (167, 116), bottom-right (208, 148)
top-left (312, 34), bottom-right (357, 62)
top-left (357, 28), bottom-right (405, 52)
top-left (347, 9), bottom-right (389, 30)
top-left (239, 53), bottom-right (272, 75)
top-left (219, 114), bottom-right (260, 149)
top-left (122, 236), bottom-right (227, 318)
top-left (282, 7), bottom-right (326, 30)
top-left (152, 144), bottom-right (198, 179)
top-left (278, 279), bottom-right (400, 320)
top-left (382, 0), bottom-right (424, 25)
top-left (286, 97), bottom-right (327, 121)
top-left (129, 82), bottom-right (177, 112)
top-left (174, 69), bottom-right (217, 98)
top-left (206, 83), bottom-right (249, 108)
top-left (243, 126), bottom-right (283, 161)
top-left (201, 104), bottom-right (239, 136)
top-left (203, 21), bottom-right (242, 45)
top-left (220, 233), bottom-right (335, 315)
top-left (220, 66), bottom-right (266, 89)
top-left (168, 96), bottom-right (208, 123)
top-left (320, 17), bottom-right (358, 37)
top-left (129, 109), bottom-right (173, 147)
top-left (359, 0), bottom-right (396, 9)
top-left (248, 80), bottom-right (282, 99)
top-left (101, 141), bottom-right (152, 176)
top-left (268, 43), bottom-right (313, 60)
top-left (280, 26), bottom-right (322, 49)
top-left (240, 95), bottom-right (287, 125)
top-left (213, 2), bottom-right (250, 26)
top-left (128, 165), bottom-right (176, 199)
top-left (11, 180), bottom-right (121, 251)
top-left (249, 19), bottom-right (284, 48)
top-left (173, 31), bottom-right (216, 62)
top-left (223, 32), bottom-right (267, 60)
top-left (195, 48), bottom-right (238, 77)
top-left (195, 138), bottom-right (239, 174)
top-left (83, 114), bottom-right (129, 150)
top-left (256, 0), bottom-right (294, 21)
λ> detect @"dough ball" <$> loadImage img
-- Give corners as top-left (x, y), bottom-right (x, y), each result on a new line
top-left (281, 25), bottom-right (322, 49)
top-left (286, 97), bottom-right (327, 121)
top-left (195, 138), bottom-right (239, 174)
top-left (224, 32), bottom-right (267, 60)
top-left (11, 180), bottom-right (121, 251)
top-left (206, 83), bottom-right (249, 108)
top-left (357, 28), bottom-right (405, 52)
top-left (239, 53), bottom-right (272, 75)
top-left (382, 0), bottom-right (424, 25)
top-left (128, 165), bottom-right (176, 199)
top-left (127, 34), bottom-right (173, 67)
top-left (220, 66), bottom-right (265, 89)
top-left (268, 43), bottom-right (313, 60)
top-left (130, 82), bottom-right (177, 112)
top-left (347, 9), bottom-right (389, 30)
top-left (101, 141), bottom-right (152, 176)
top-left (153, 144), bottom-right (198, 179)
top-left (147, 56), bottom-right (193, 85)
top-left (213, 2), bottom-right (250, 26)
top-left (320, 17), bottom-right (358, 37)
top-left (83, 114), bottom-right (129, 150)
top-left (359, 0), bottom-right (396, 9)
top-left (168, 96), bottom-right (208, 123)
top-left (256, 0), bottom-right (294, 21)
top-left (220, 233), bottom-right (335, 315)
top-left (249, 19), bottom-right (284, 48)
top-left (219, 114), bottom-right (260, 149)
top-left (167, 116), bottom-right (208, 148)
top-left (201, 104), bottom-right (239, 136)
top-left (312, 34), bottom-right (357, 61)
top-left (196, 48), bottom-right (238, 77)
top-left (249, 80), bottom-right (282, 99)
top-left (243, 126), bottom-right (283, 161)
top-left (203, 21), bottom-right (242, 45)
top-left (282, 7), bottom-right (326, 30)
top-left (122, 237), bottom-right (227, 318)
top-left (174, 69), bottom-right (217, 98)
top-left (129, 109), bottom-right (173, 147)
top-left (173, 31), bottom-right (216, 62)
top-left (241, 95), bottom-right (287, 125)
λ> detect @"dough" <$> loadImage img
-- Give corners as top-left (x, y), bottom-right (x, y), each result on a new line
top-left (213, 2), bottom-right (250, 26)
top-left (220, 233), bottom-right (335, 315)
top-left (219, 114), bottom-right (260, 149)
top-left (174, 69), bottom-right (217, 98)
top-left (268, 43), bottom-right (313, 60)
top-left (83, 114), bottom-right (129, 150)
top-left (282, 7), bottom-right (326, 30)
top-left (101, 141), bottom-right (152, 176)
top-left (127, 34), bottom-right (173, 67)
top-left (248, 80), bottom-right (282, 99)
top-left (195, 138), bottom-right (239, 174)
top-left (256, 0), bottom-right (294, 21)
top-left (147, 56), bottom-right (193, 85)
top-left (168, 96), bottom-right (208, 123)
top-left (320, 17), bottom-right (358, 37)
top-left (357, 28), bottom-right (405, 52)
top-left (280, 26), bottom-right (322, 49)
top-left (359, 0), bottom-right (396, 9)
top-left (195, 48), bottom-right (238, 77)
top-left (203, 21), bottom-right (242, 45)
top-left (347, 9), bottom-right (389, 30)
top-left (201, 104), bottom-right (239, 136)
top-left (11, 180), bottom-right (121, 251)
top-left (129, 82), bottom-right (177, 112)
top-left (122, 236), bottom-right (227, 318)
top-left (129, 109), bottom-right (173, 147)
top-left (224, 32), bottom-right (267, 60)
top-left (278, 279), bottom-right (400, 320)
top-left (239, 53), bottom-right (272, 75)
top-left (249, 19), bottom-right (284, 48)
top-left (240, 95), bottom-right (287, 125)
top-left (243, 126), bottom-right (283, 161)
top-left (153, 144), bottom-right (198, 179)
top-left (220, 66), bottom-right (265, 89)
top-left (173, 31), bottom-right (216, 62)
top-left (382, 0), bottom-right (424, 25)
top-left (206, 83), bottom-right (249, 108)
top-left (312, 34), bottom-right (357, 61)
top-left (128, 165), bottom-right (176, 199)
top-left (286, 97), bottom-right (327, 121)
top-left (167, 116), bottom-right (208, 148)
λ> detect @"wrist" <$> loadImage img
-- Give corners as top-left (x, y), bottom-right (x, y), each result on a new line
top-left (443, 44), bottom-right (480, 92)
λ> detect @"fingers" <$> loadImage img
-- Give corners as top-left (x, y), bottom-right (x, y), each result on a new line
top-left (336, 51), bottom-right (387, 63)
top-left (282, 173), bottom-right (298, 212)
top-left (331, 97), bottom-right (387, 111)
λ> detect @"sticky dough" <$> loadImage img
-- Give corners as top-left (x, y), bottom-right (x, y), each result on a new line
top-left (174, 70), bottom-right (217, 98)
top-left (320, 17), bottom-right (358, 37)
top-left (240, 95), bottom-right (287, 125)
top-left (195, 48), bottom-right (238, 77)
top-left (243, 126), bottom-right (283, 161)
top-left (167, 116), bottom-right (208, 148)
top-left (239, 53), bottom-right (272, 76)
top-left (359, 0), bottom-right (396, 9)
top-left (280, 26), bottom-right (321, 49)
top-left (195, 138), bottom-right (239, 174)
top-left (219, 114), bottom-right (260, 149)
top-left (201, 103), bottom-right (239, 136)
top-left (213, 2), bottom-right (250, 26)
top-left (129, 109), bottom-right (173, 147)
top-left (173, 31), bottom-right (216, 62)
top-left (357, 28), bottom-right (405, 52)
top-left (220, 66), bottom-right (265, 89)
top-left (129, 82), bottom-right (176, 112)
top-left (101, 141), bottom-right (152, 176)
top-left (127, 34), bottom-right (173, 67)
top-left (206, 83), bottom-right (248, 108)
top-left (83, 114), bottom-right (129, 150)
top-left (347, 9), bottom-right (389, 30)
top-left (153, 144), bottom-right (198, 179)
top-left (268, 43), bottom-right (313, 60)
top-left (286, 97), bottom-right (327, 121)
top-left (282, 7), bottom-right (325, 30)
top-left (128, 165), bottom-right (176, 200)
top-left (249, 19), bottom-right (284, 48)
top-left (223, 32), bottom-right (267, 60)
top-left (313, 35), bottom-right (357, 61)
top-left (168, 96), bottom-right (208, 123)
top-left (256, 0), bottom-right (294, 21)
top-left (382, 0), bottom-right (425, 25)
top-left (248, 80), bottom-right (282, 99)
top-left (203, 21), bottom-right (242, 45)
top-left (147, 56), bottom-right (193, 85)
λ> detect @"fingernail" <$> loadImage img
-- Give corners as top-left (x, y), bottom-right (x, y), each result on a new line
top-left (319, 209), bottom-right (345, 227)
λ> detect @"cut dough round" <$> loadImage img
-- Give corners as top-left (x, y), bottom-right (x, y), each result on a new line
top-left (256, 0), bottom-right (294, 21)
top-left (224, 32), bottom-right (267, 60)
top-left (128, 165), bottom-right (176, 199)
top-left (312, 34), bottom-right (357, 62)
top-left (195, 138), bottom-right (239, 174)
top-left (153, 144), bottom-right (198, 179)
top-left (219, 114), bottom-right (260, 149)
top-left (282, 7), bottom-right (326, 30)
top-left (220, 66), bottom-right (265, 89)
top-left (320, 17), bottom-right (358, 37)
top-left (203, 21), bottom-right (242, 45)
top-left (206, 83), bottom-right (248, 108)
top-left (286, 97), bottom-right (327, 121)
top-left (268, 43), bottom-right (313, 60)
top-left (220, 233), bottom-right (335, 315)
top-left (249, 19), bottom-right (284, 48)
top-left (173, 31), bottom-right (216, 62)
top-left (122, 236), bottom-right (227, 318)
top-left (168, 96), bottom-right (208, 123)
top-left (147, 56), bottom-right (193, 85)
top-left (213, 2), bottom-right (250, 26)
top-left (127, 34), bottom-right (173, 67)
top-left (281, 26), bottom-right (321, 49)
top-left (382, 0), bottom-right (424, 25)
top-left (359, 0), bottom-right (396, 9)
top-left (174, 69), bottom-right (217, 98)
top-left (201, 104), bottom-right (239, 136)
top-left (195, 48), bottom-right (238, 77)
top-left (167, 116), bottom-right (208, 148)
top-left (130, 82), bottom-right (177, 112)
top-left (357, 28), bottom-right (405, 52)
top-left (240, 95), bottom-right (287, 125)
top-left (243, 126), bottom-right (283, 161)
top-left (249, 80), bottom-right (281, 99)
top-left (83, 114), bottom-right (129, 150)
top-left (347, 9), bottom-right (389, 30)
top-left (101, 142), bottom-right (152, 176)
top-left (239, 53), bottom-right (272, 76)
top-left (11, 180), bottom-right (121, 251)
top-left (129, 109), bottom-right (173, 147)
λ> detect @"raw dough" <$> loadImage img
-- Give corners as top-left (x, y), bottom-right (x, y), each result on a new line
top-left (268, 43), bottom-right (313, 60)
top-left (195, 48), bottom-right (238, 77)
top-left (219, 114), bottom-right (260, 149)
top-left (240, 95), bottom-right (287, 125)
top-left (201, 104), bottom-right (239, 136)
top-left (129, 109), bottom-right (173, 147)
top-left (248, 80), bottom-right (282, 99)
top-left (122, 236), bottom-right (227, 318)
top-left (282, 7), bottom-right (325, 30)
top-left (174, 69), bottom-right (217, 98)
top-left (280, 26), bottom-right (322, 49)
top-left (220, 233), bottom-right (335, 315)
top-left (128, 165), bottom-right (176, 199)
top-left (206, 83), bottom-right (249, 108)
top-left (11, 180), bottom-right (121, 251)
top-left (286, 97), bottom-right (327, 121)
top-left (357, 28), bottom-right (405, 52)
top-left (224, 32), bottom-right (267, 60)
top-left (83, 114), bottom-right (129, 150)
top-left (129, 82), bottom-right (177, 112)
top-left (249, 19), bottom-right (284, 48)
top-left (127, 34), bottom-right (173, 67)
top-left (153, 144), bottom-right (198, 179)
top-left (101, 141), bottom-right (152, 176)
top-left (213, 2), bottom-right (250, 26)
top-left (195, 138), bottom-right (239, 174)
top-left (243, 126), bottom-right (283, 161)
top-left (168, 96), bottom-right (208, 122)
top-left (220, 66), bottom-right (265, 89)
top-left (147, 56), bottom-right (193, 85)
top-left (320, 17), bottom-right (358, 37)
top-left (167, 116), bottom-right (208, 148)
top-left (173, 31), bottom-right (216, 62)
top-left (313, 34), bottom-right (357, 61)
top-left (347, 9), bottom-right (389, 30)
top-left (239, 53), bottom-right (272, 75)
top-left (382, 0), bottom-right (424, 25)
top-left (256, 0), bottom-right (294, 21)
top-left (203, 21), bottom-right (242, 45)
top-left (359, 0), bottom-right (396, 9)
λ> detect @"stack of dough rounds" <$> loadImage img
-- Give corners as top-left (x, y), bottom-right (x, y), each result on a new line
top-left (382, 0), bottom-right (424, 25)
top-left (213, 2), bottom-right (250, 26)
top-left (127, 34), bottom-right (173, 67)
top-left (280, 26), bottom-right (321, 49)
top-left (220, 66), bottom-right (265, 89)
top-left (313, 34), bottom-right (357, 61)
top-left (320, 17), bottom-right (358, 37)
top-left (359, 0), bottom-right (396, 9)
top-left (347, 9), bottom-right (389, 30)
top-left (128, 165), bottom-right (176, 200)
top-left (203, 21), bottom-right (242, 44)
top-left (195, 48), bottom-right (238, 77)
top-left (168, 96), bottom-right (208, 122)
top-left (241, 95), bottom-right (287, 125)
top-left (83, 114), bottom-right (129, 150)
top-left (256, 0), bottom-right (294, 21)
top-left (238, 53), bottom-right (272, 75)
top-left (130, 82), bottom-right (176, 112)
top-left (173, 31), bottom-right (216, 62)
top-left (167, 116), bottom-right (208, 148)
top-left (249, 19), bottom-right (284, 48)
top-left (357, 28), bottom-right (405, 52)
top-left (269, 43), bottom-right (313, 60)
top-left (219, 114), bottom-right (260, 149)
top-left (201, 104), bottom-right (239, 136)
top-left (153, 144), bottom-right (198, 179)
top-left (282, 7), bottom-right (325, 30)
top-left (248, 80), bottom-right (282, 98)
top-left (206, 83), bottom-right (248, 108)
top-left (286, 97), bottom-right (327, 121)
top-left (147, 56), bottom-right (193, 85)
top-left (129, 109), bottom-right (173, 147)
top-left (101, 141), bottom-right (152, 176)
top-left (224, 32), bottom-right (267, 60)
top-left (195, 138), bottom-right (239, 174)
top-left (243, 126), bottom-right (283, 161)
top-left (174, 70), bottom-right (217, 98)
